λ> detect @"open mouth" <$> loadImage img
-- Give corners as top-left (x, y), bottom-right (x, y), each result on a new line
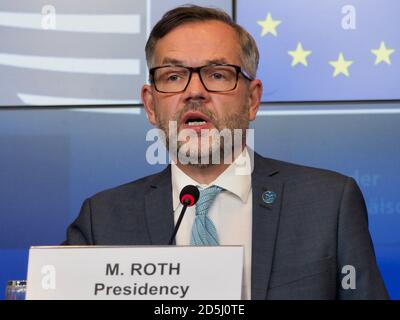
top-left (181, 112), bottom-right (211, 128)
top-left (186, 119), bottom-right (207, 126)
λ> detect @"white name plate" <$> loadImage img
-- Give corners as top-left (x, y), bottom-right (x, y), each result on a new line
top-left (26, 246), bottom-right (243, 300)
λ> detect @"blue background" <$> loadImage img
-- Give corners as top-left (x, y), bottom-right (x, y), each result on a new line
top-left (237, 0), bottom-right (399, 102)
top-left (0, 0), bottom-right (399, 300)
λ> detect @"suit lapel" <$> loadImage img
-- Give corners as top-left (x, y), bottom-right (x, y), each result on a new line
top-left (144, 166), bottom-right (175, 245)
top-left (251, 153), bottom-right (284, 299)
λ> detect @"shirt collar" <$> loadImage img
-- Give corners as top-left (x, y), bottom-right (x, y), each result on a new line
top-left (171, 148), bottom-right (252, 210)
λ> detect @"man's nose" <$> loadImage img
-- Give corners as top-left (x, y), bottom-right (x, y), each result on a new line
top-left (182, 71), bottom-right (209, 100)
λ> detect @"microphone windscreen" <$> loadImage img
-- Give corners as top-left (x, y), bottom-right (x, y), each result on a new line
top-left (179, 185), bottom-right (200, 206)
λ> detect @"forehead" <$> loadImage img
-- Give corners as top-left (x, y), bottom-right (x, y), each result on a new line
top-left (153, 20), bottom-right (242, 66)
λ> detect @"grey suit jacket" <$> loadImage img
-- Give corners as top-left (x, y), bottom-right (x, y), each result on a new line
top-left (65, 152), bottom-right (389, 299)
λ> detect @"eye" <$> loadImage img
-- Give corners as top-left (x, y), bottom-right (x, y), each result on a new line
top-left (161, 69), bottom-right (188, 82)
top-left (211, 72), bottom-right (225, 80)
top-left (167, 74), bottom-right (181, 82)
top-left (204, 66), bottom-right (235, 81)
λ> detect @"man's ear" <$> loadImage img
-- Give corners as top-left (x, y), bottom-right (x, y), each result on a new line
top-left (141, 84), bottom-right (157, 125)
top-left (247, 79), bottom-right (263, 121)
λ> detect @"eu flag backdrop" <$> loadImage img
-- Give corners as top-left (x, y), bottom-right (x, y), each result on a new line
top-left (237, 0), bottom-right (398, 102)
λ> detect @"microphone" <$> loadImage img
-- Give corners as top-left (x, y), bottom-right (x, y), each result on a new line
top-left (168, 185), bottom-right (200, 245)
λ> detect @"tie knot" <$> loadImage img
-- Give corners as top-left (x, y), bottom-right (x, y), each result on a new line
top-left (196, 185), bottom-right (223, 216)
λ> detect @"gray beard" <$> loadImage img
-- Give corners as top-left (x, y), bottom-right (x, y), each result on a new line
top-left (155, 100), bottom-right (249, 167)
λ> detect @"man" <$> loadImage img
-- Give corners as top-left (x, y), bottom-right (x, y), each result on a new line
top-left (65, 5), bottom-right (389, 299)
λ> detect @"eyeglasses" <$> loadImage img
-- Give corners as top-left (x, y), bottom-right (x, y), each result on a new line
top-left (149, 64), bottom-right (254, 93)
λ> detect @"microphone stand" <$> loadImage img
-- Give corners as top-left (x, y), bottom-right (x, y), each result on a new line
top-left (168, 202), bottom-right (189, 245)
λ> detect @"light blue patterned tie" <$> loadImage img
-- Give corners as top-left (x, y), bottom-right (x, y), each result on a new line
top-left (190, 185), bottom-right (223, 246)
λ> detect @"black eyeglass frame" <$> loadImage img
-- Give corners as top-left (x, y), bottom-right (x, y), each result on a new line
top-left (149, 63), bottom-right (254, 93)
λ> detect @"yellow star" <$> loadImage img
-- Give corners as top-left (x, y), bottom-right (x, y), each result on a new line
top-left (288, 42), bottom-right (312, 67)
top-left (371, 41), bottom-right (395, 65)
top-left (257, 13), bottom-right (282, 37)
top-left (329, 53), bottom-right (353, 77)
